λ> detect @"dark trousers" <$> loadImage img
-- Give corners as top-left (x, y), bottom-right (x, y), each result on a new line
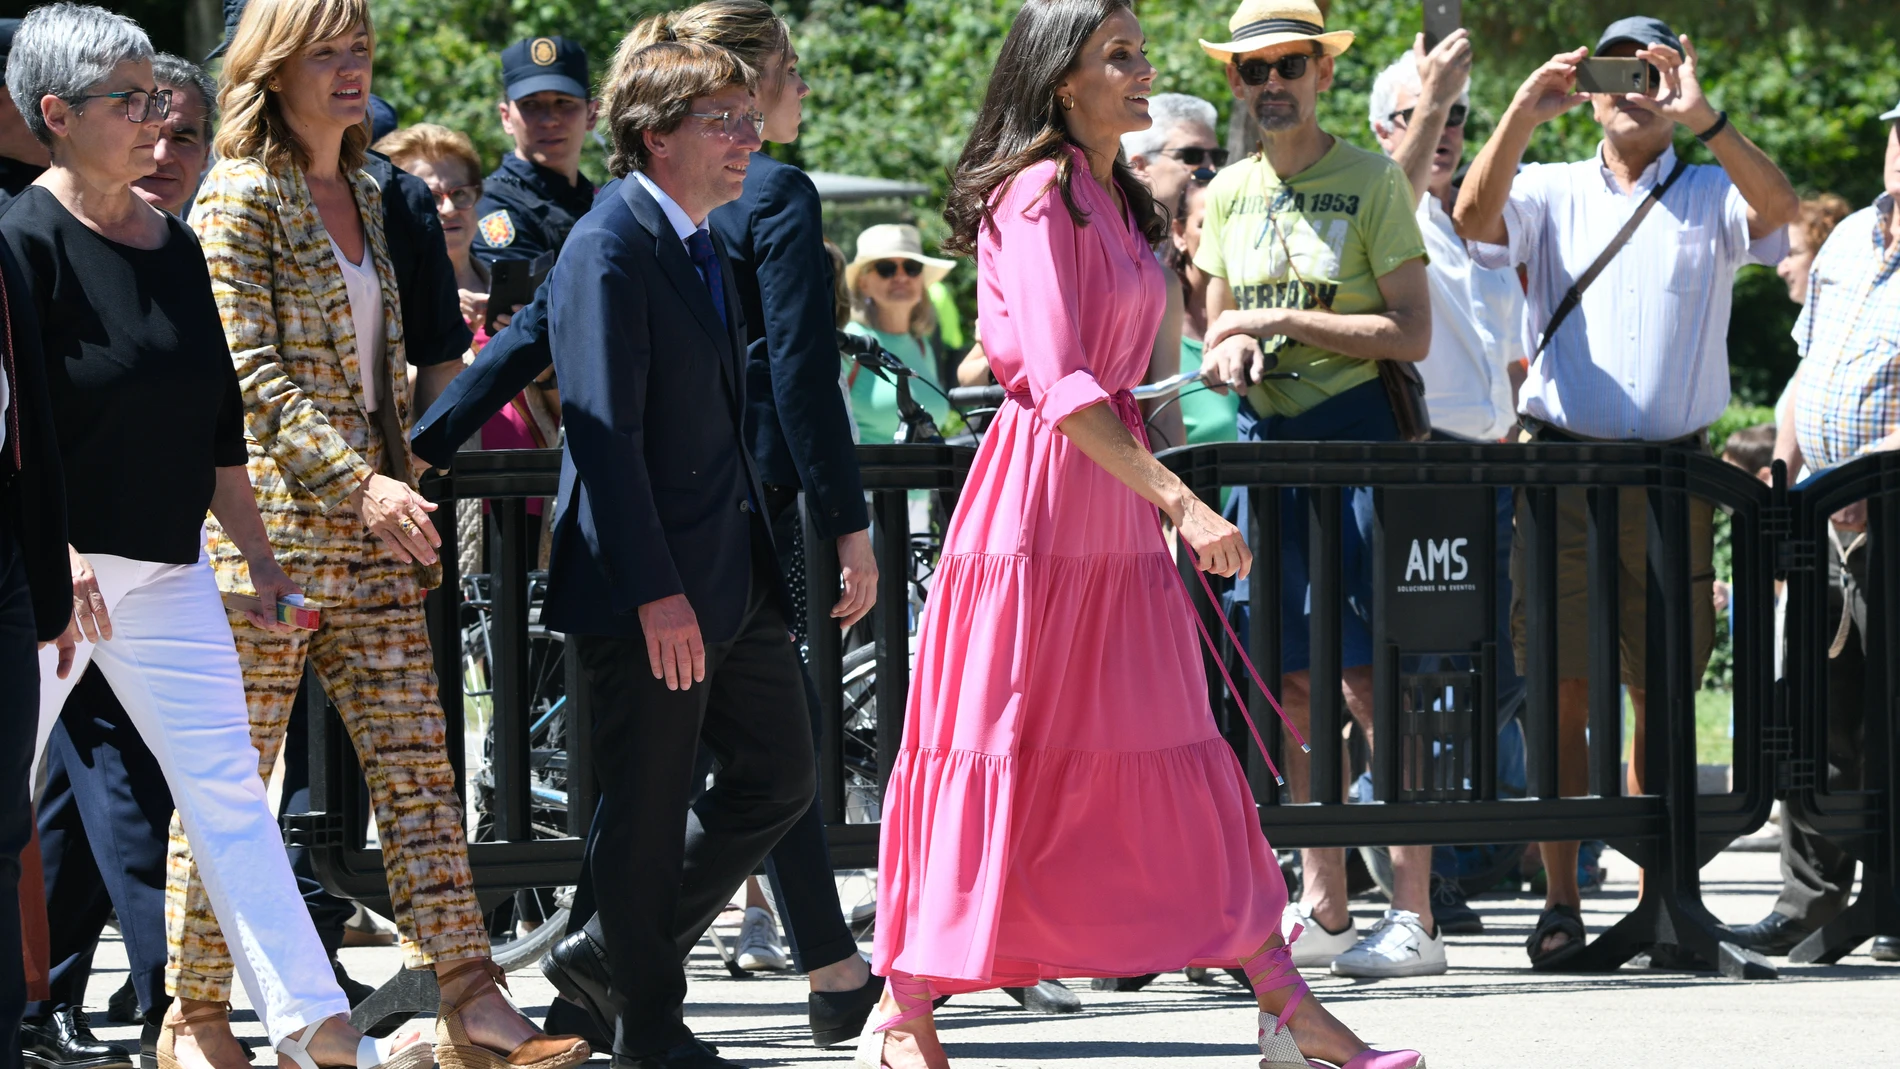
top-left (564, 491), bottom-right (856, 976)
top-left (32, 667), bottom-right (173, 1021)
top-left (757, 485), bottom-right (858, 973)
top-left (278, 683), bottom-right (359, 955)
top-left (1777, 532), bottom-right (1868, 926)
top-left (2, 530), bottom-right (42, 1069)
top-left (573, 538), bottom-right (815, 1056)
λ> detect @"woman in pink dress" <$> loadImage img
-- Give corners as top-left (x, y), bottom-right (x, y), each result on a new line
top-left (856, 2), bottom-right (1424, 1068)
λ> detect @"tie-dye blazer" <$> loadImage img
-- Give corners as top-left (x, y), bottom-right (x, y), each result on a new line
top-left (191, 156), bottom-right (439, 604)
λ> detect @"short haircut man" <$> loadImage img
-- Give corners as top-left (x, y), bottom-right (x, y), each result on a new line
top-left (471, 34), bottom-right (600, 266)
top-left (543, 35), bottom-right (814, 1066)
top-left (135, 53), bottom-right (216, 217)
top-left (1453, 13), bottom-right (1798, 969)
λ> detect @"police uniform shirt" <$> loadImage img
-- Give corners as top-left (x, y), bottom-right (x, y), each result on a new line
top-left (471, 153), bottom-right (596, 266)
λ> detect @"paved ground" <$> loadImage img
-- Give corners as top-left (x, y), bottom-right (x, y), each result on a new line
top-left (79, 848), bottom-right (1897, 1068)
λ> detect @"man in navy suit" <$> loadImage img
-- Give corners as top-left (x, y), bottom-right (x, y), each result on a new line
top-left (543, 39), bottom-right (813, 1069)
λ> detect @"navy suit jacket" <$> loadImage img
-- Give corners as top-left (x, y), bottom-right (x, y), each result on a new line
top-left (710, 154), bottom-right (867, 538)
top-left (542, 176), bottom-right (768, 643)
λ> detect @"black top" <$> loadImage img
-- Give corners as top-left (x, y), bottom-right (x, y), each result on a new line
top-left (0, 155), bottom-right (45, 208)
top-left (470, 152), bottom-right (595, 266)
top-left (0, 185), bottom-right (246, 564)
top-left (0, 231), bottom-right (69, 641)
top-left (365, 151), bottom-right (471, 367)
top-left (710, 154), bottom-right (869, 539)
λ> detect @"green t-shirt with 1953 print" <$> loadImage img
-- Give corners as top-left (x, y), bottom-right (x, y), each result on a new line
top-left (1193, 137), bottom-right (1427, 419)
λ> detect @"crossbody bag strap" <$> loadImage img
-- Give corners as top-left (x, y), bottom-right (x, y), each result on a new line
top-left (1534, 156), bottom-right (1690, 356)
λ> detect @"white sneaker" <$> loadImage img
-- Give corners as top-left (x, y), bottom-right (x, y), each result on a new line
top-left (735, 906), bottom-right (789, 971)
top-left (1330, 909), bottom-right (1448, 978)
top-left (1285, 902), bottom-right (1360, 969)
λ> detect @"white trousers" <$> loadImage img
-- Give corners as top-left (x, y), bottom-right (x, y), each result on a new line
top-left (34, 552), bottom-right (349, 1045)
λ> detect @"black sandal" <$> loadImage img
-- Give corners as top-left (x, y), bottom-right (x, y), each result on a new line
top-left (1526, 904), bottom-right (1587, 970)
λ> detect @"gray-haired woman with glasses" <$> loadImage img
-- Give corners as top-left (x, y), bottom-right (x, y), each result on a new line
top-left (1, 7), bottom-right (429, 1069)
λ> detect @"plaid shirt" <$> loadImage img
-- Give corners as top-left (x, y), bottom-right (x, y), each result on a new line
top-left (1794, 193), bottom-right (1900, 468)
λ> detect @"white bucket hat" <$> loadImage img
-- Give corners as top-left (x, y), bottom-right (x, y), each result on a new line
top-left (1199, 0), bottom-right (1355, 61)
top-left (844, 223), bottom-right (956, 291)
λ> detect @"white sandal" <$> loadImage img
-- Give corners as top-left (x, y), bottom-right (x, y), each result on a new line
top-left (276, 1016), bottom-right (432, 1069)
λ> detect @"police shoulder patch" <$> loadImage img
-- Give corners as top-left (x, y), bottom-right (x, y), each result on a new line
top-left (478, 210), bottom-right (516, 248)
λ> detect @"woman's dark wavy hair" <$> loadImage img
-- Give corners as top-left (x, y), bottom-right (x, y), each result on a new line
top-left (942, 0), bottom-right (1166, 255)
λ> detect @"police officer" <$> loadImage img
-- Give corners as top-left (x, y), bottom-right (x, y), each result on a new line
top-left (471, 35), bottom-right (598, 266)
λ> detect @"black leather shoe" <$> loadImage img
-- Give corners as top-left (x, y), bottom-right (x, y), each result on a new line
top-left (809, 972), bottom-right (884, 1047)
top-left (106, 978), bottom-right (141, 1025)
top-left (1002, 979), bottom-right (1081, 1014)
top-left (542, 929), bottom-right (616, 1042)
top-left (331, 955), bottom-right (377, 1008)
top-left (544, 996), bottom-right (613, 1052)
top-left (610, 1039), bottom-right (740, 1069)
top-left (1726, 911), bottom-right (1812, 956)
top-left (22, 1009), bottom-right (134, 1069)
top-left (1871, 935), bottom-right (1900, 962)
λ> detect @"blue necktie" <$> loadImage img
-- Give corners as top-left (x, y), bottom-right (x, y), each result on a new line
top-left (684, 229), bottom-right (727, 329)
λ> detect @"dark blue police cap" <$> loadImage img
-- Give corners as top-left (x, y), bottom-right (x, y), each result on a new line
top-left (368, 93), bottom-right (397, 142)
top-left (502, 36), bottom-right (590, 101)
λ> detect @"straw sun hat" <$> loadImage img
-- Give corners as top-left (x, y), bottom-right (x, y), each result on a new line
top-left (844, 223), bottom-right (956, 291)
top-left (1198, 0), bottom-right (1355, 62)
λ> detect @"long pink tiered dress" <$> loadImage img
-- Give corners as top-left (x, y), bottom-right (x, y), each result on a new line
top-left (873, 147), bottom-right (1289, 992)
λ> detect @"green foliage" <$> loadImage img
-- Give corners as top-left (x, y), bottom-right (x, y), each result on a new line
top-left (356, 0), bottom-right (1896, 380)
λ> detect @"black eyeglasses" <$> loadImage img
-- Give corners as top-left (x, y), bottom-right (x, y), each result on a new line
top-left (1236, 52), bottom-right (1314, 87)
top-left (1162, 146), bottom-right (1229, 168)
top-left (872, 259), bottom-right (925, 279)
top-left (69, 87), bottom-right (172, 123)
top-left (1388, 103), bottom-right (1468, 129)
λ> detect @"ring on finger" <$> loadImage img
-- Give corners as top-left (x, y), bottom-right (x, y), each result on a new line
top-left (398, 515), bottom-right (419, 534)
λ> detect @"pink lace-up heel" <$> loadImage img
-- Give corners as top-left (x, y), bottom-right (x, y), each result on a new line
top-left (1244, 928), bottom-right (1426, 1069)
top-left (852, 973), bottom-right (937, 1068)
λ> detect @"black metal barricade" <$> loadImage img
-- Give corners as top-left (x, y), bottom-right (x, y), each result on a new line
top-left (289, 440), bottom-right (1900, 1008)
top-left (1779, 451), bottom-right (1900, 963)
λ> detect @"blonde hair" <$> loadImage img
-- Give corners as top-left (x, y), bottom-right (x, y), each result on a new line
top-left (617, 2), bottom-right (788, 84)
top-left (215, 0), bottom-right (374, 174)
top-left (851, 271), bottom-right (939, 339)
top-left (601, 38), bottom-right (754, 178)
top-left (373, 123), bottom-right (483, 186)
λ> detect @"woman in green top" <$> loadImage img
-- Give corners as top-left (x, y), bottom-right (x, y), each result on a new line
top-left (842, 223), bottom-right (959, 443)
top-left (1169, 176), bottom-right (1240, 446)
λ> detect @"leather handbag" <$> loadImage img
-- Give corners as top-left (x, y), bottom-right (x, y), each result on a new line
top-left (1377, 358), bottom-right (1431, 442)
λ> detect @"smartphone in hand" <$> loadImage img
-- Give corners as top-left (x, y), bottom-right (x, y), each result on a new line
top-left (1422, 0), bottom-right (1460, 50)
top-left (1575, 57), bottom-right (1657, 96)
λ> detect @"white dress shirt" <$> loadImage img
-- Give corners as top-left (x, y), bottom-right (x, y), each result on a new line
top-left (1416, 192), bottom-right (1524, 441)
top-left (1469, 143), bottom-right (1788, 441)
top-left (634, 170), bottom-right (703, 243)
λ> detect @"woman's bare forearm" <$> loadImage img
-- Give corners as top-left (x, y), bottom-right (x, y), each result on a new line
top-left (1056, 402), bottom-right (1195, 522)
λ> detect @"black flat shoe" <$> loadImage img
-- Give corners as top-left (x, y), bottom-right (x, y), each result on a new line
top-left (541, 929), bottom-right (616, 1042)
top-left (1869, 934), bottom-right (1899, 962)
top-left (610, 1039), bottom-right (739, 1069)
top-left (809, 972), bottom-right (885, 1047)
top-left (1002, 979), bottom-right (1081, 1014)
top-left (1726, 911), bottom-right (1812, 957)
top-left (22, 1010), bottom-right (133, 1069)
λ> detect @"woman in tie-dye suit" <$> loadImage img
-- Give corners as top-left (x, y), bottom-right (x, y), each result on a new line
top-left (167, 4), bottom-right (589, 1069)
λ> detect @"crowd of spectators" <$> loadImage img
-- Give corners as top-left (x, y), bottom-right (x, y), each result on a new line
top-left (1, 2), bottom-right (1898, 1069)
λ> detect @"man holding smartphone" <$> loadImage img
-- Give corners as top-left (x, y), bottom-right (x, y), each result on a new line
top-left (1453, 14), bottom-right (1798, 969)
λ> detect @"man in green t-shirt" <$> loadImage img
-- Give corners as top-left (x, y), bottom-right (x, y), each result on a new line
top-left (1193, 0), bottom-right (1439, 979)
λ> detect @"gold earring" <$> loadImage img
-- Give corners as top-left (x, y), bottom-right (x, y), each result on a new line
top-left (1061, 95), bottom-right (1075, 111)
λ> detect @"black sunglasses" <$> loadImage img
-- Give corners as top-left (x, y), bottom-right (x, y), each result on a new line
top-left (1162, 146), bottom-right (1229, 168)
top-left (1389, 103), bottom-right (1468, 129)
top-left (872, 259), bottom-right (925, 279)
top-left (1236, 52), bottom-right (1313, 87)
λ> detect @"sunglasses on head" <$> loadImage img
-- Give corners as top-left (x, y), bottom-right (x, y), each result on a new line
top-left (1388, 103), bottom-right (1469, 129)
top-left (872, 259), bottom-right (925, 279)
top-left (1236, 51), bottom-right (1315, 87)
top-left (1163, 146), bottom-right (1229, 168)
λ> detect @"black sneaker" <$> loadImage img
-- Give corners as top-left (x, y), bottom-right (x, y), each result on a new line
top-left (1430, 873), bottom-right (1484, 934)
top-left (21, 1009), bottom-right (134, 1069)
